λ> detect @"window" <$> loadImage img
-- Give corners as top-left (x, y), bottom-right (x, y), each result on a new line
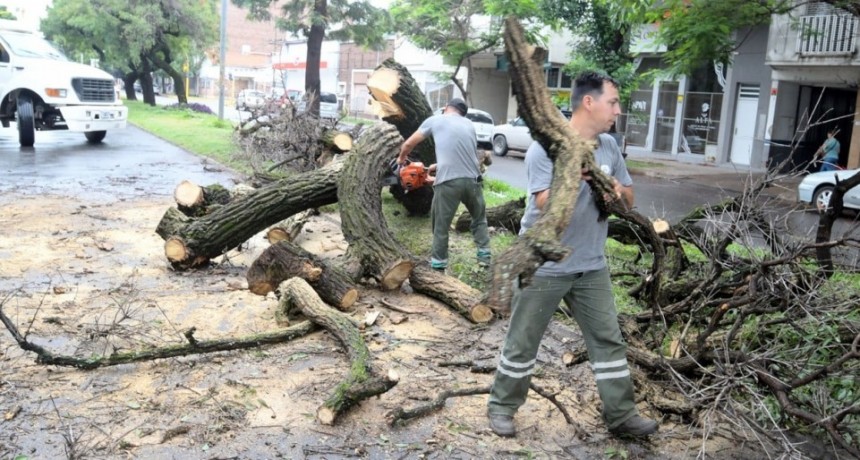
top-left (546, 67), bottom-right (560, 88)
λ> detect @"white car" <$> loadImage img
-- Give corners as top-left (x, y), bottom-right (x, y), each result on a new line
top-left (491, 110), bottom-right (572, 157)
top-left (797, 168), bottom-right (860, 211)
top-left (433, 107), bottom-right (494, 148)
top-left (236, 89), bottom-right (267, 110)
top-left (464, 108), bottom-right (494, 149)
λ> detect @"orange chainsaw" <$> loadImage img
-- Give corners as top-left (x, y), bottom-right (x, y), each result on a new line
top-left (384, 160), bottom-right (431, 192)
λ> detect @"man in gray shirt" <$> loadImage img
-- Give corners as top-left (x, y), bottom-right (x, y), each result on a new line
top-left (397, 98), bottom-right (490, 271)
top-left (487, 72), bottom-right (658, 438)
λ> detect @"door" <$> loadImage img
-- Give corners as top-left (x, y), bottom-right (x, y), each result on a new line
top-left (652, 81), bottom-right (679, 153)
top-left (730, 84), bottom-right (760, 165)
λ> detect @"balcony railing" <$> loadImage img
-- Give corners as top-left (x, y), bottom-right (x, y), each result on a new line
top-left (797, 14), bottom-right (858, 56)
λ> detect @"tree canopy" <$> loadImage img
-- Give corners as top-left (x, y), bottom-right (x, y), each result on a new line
top-left (41, 0), bottom-right (219, 105)
top-left (602, 0), bottom-right (860, 76)
top-left (232, 0), bottom-right (391, 116)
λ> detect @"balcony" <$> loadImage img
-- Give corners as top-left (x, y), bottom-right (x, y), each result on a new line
top-left (796, 14), bottom-right (858, 56)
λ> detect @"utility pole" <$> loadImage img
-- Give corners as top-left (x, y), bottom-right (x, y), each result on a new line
top-left (218, 0), bottom-right (227, 120)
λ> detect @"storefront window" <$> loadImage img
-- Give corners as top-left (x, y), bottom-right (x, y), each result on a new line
top-left (681, 92), bottom-right (722, 154)
top-left (653, 81), bottom-right (679, 153)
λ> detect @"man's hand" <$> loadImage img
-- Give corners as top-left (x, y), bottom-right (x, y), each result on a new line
top-left (427, 163), bottom-right (437, 175)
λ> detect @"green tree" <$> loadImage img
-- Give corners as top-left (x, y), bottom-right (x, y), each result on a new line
top-left (42, 0), bottom-right (219, 105)
top-left (390, 0), bottom-right (501, 103)
top-left (232, 0), bottom-right (391, 116)
top-left (602, 0), bottom-right (859, 76)
top-left (0, 6), bottom-right (17, 20)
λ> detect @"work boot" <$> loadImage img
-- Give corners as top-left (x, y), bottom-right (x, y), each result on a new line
top-left (477, 248), bottom-right (491, 268)
top-left (609, 415), bottom-right (658, 438)
top-left (488, 412), bottom-right (516, 437)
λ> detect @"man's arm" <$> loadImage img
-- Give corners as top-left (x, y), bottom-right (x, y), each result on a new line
top-left (397, 131), bottom-right (427, 165)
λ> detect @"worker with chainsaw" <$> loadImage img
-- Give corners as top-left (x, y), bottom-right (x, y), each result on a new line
top-left (397, 98), bottom-right (491, 271)
top-left (486, 72), bottom-right (658, 438)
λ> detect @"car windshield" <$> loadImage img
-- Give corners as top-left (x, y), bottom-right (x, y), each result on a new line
top-left (2, 31), bottom-right (67, 60)
top-left (466, 112), bottom-right (493, 124)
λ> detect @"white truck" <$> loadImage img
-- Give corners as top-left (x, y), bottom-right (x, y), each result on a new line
top-left (0, 22), bottom-right (127, 147)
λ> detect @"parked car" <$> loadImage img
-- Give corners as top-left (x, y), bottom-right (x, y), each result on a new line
top-left (296, 91), bottom-right (340, 119)
top-left (236, 89), bottom-right (267, 110)
top-left (465, 108), bottom-right (494, 149)
top-left (434, 107), bottom-right (495, 148)
top-left (797, 168), bottom-right (860, 212)
top-left (491, 110), bottom-right (573, 157)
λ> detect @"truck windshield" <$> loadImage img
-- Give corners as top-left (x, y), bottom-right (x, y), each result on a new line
top-left (2, 31), bottom-right (68, 61)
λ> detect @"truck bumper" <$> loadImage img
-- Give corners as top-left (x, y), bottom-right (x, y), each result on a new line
top-left (58, 105), bottom-right (128, 132)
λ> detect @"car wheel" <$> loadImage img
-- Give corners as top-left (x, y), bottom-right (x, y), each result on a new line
top-left (812, 185), bottom-right (835, 211)
top-left (17, 94), bottom-right (35, 147)
top-left (85, 130), bottom-right (107, 143)
top-left (492, 135), bottom-right (508, 157)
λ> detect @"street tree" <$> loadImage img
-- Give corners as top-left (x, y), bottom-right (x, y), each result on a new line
top-left (389, 0), bottom-right (501, 103)
top-left (0, 6), bottom-right (16, 20)
top-left (232, 0), bottom-right (391, 117)
top-left (602, 0), bottom-right (860, 76)
top-left (42, 0), bottom-right (219, 105)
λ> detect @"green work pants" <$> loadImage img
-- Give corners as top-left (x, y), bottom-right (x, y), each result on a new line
top-left (487, 268), bottom-right (638, 429)
top-left (430, 177), bottom-right (490, 268)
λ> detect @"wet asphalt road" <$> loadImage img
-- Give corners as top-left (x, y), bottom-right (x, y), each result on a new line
top-left (0, 125), bottom-right (238, 203)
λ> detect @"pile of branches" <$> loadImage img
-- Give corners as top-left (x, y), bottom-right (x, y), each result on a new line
top-left (233, 96), bottom-right (358, 177)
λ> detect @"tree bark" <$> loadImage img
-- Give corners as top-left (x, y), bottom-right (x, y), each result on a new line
top-left (337, 123), bottom-right (415, 289)
top-left (367, 58), bottom-right (437, 216)
top-left (173, 181), bottom-right (233, 217)
top-left (266, 209), bottom-right (316, 244)
top-left (409, 265), bottom-right (494, 323)
top-left (161, 161), bottom-right (343, 269)
top-left (455, 197), bottom-right (525, 234)
top-left (278, 278), bottom-right (397, 425)
top-left (484, 18), bottom-right (601, 312)
top-left (248, 241), bottom-right (359, 310)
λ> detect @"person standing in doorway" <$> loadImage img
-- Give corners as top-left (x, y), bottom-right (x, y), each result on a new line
top-left (396, 98), bottom-right (491, 271)
top-left (816, 128), bottom-right (841, 172)
top-left (486, 72), bottom-right (658, 438)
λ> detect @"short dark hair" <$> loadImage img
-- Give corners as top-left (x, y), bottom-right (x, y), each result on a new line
top-left (446, 98), bottom-right (468, 116)
top-left (570, 71), bottom-right (619, 111)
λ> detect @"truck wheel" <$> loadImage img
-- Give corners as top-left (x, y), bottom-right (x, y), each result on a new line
top-left (85, 131), bottom-right (107, 143)
top-left (17, 94), bottom-right (35, 147)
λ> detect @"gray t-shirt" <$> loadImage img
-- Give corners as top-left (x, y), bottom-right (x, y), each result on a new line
top-left (418, 113), bottom-right (480, 185)
top-left (520, 133), bottom-right (633, 276)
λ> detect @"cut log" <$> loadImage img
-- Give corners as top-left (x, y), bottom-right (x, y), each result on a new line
top-left (455, 197), bottom-right (526, 234)
top-left (161, 160), bottom-right (343, 269)
top-left (367, 58), bottom-right (436, 216)
top-left (266, 209), bottom-right (316, 244)
top-left (321, 130), bottom-right (353, 153)
top-left (338, 123), bottom-right (416, 289)
top-left (409, 265), bottom-right (493, 323)
top-left (248, 241), bottom-right (359, 310)
top-left (278, 278), bottom-right (397, 425)
top-left (155, 207), bottom-right (191, 240)
top-left (174, 181), bottom-right (233, 217)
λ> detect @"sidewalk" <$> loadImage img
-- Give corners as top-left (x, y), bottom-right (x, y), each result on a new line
top-left (624, 154), bottom-right (803, 204)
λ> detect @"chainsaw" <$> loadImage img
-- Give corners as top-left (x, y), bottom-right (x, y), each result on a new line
top-left (383, 159), bottom-right (431, 192)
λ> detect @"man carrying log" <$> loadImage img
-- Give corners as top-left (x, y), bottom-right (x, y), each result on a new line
top-left (396, 98), bottom-right (491, 272)
top-left (486, 72), bottom-right (658, 438)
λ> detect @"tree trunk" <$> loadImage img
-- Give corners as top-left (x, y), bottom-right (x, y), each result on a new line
top-left (455, 197), bottom-right (526, 233)
top-left (161, 161), bottom-right (343, 269)
top-left (247, 241), bottom-right (359, 311)
top-left (266, 209), bottom-right (316, 244)
top-left (409, 265), bottom-right (493, 323)
top-left (321, 130), bottom-right (353, 153)
top-left (173, 181), bottom-right (233, 217)
top-left (484, 18), bottom-right (597, 312)
top-left (367, 58), bottom-right (437, 216)
top-left (278, 278), bottom-right (397, 425)
top-left (337, 123), bottom-right (415, 289)
top-left (304, 0), bottom-right (326, 118)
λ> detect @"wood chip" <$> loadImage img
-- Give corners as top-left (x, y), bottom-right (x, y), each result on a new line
top-left (364, 311), bottom-right (381, 327)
